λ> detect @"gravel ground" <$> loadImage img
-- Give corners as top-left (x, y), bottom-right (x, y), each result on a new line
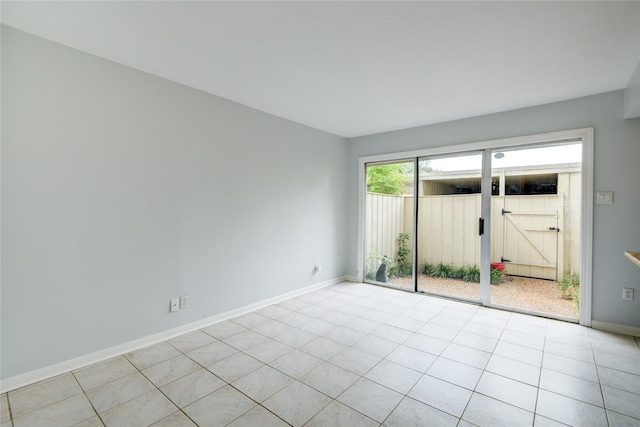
top-left (388, 274), bottom-right (577, 318)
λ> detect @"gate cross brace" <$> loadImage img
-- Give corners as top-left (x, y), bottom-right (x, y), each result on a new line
top-left (504, 213), bottom-right (556, 264)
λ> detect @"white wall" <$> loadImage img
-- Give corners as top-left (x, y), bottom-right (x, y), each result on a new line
top-left (348, 91), bottom-right (640, 328)
top-left (1, 26), bottom-right (348, 380)
top-left (624, 61), bottom-right (640, 119)
top-left (3, 24), bottom-right (639, 383)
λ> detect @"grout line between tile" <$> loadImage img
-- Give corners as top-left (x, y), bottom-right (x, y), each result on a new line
top-left (7, 282), bottom-right (640, 427)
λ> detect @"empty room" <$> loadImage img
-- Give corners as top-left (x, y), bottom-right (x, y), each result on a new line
top-left (1, 1), bottom-right (640, 426)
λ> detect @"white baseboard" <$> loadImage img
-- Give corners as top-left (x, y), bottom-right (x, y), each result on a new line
top-left (591, 320), bottom-right (640, 337)
top-left (344, 275), bottom-right (358, 282)
top-left (0, 276), bottom-right (347, 393)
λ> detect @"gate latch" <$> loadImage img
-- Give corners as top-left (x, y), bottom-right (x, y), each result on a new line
top-left (501, 208), bottom-right (512, 215)
top-left (501, 257), bottom-right (512, 263)
top-left (548, 227), bottom-right (560, 232)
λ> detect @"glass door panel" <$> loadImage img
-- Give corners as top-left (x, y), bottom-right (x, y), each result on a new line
top-left (417, 152), bottom-right (483, 301)
top-left (364, 160), bottom-right (415, 290)
top-left (489, 143), bottom-right (582, 319)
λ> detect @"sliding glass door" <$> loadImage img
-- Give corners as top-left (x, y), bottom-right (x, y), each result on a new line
top-left (364, 160), bottom-right (415, 290)
top-left (416, 152), bottom-right (484, 301)
top-left (361, 133), bottom-right (589, 324)
top-left (489, 142), bottom-right (582, 319)
top-left (363, 152), bottom-right (490, 300)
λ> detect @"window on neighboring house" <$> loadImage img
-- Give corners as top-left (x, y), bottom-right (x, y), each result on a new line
top-left (505, 173), bottom-right (558, 195)
top-left (421, 176), bottom-right (500, 196)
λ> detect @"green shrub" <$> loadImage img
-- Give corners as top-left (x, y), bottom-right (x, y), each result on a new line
top-left (392, 233), bottom-right (412, 278)
top-left (557, 272), bottom-right (580, 297)
top-left (557, 272), bottom-right (580, 316)
top-left (461, 265), bottom-right (481, 282)
top-left (490, 268), bottom-right (504, 284)
top-left (422, 262), bottom-right (433, 275)
top-left (571, 287), bottom-right (580, 316)
top-left (432, 262), bottom-right (455, 278)
top-left (421, 261), bottom-right (505, 284)
top-left (366, 251), bottom-right (391, 269)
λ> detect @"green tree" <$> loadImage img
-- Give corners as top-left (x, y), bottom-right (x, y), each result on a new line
top-left (367, 163), bottom-right (412, 195)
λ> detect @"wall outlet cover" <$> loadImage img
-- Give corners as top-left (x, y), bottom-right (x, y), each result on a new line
top-left (596, 191), bottom-right (613, 205)
top-left (170, 298), bottom-right (180, 312)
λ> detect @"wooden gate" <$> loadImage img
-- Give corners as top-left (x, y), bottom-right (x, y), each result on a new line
top-left (500, 195), bottom-right (560, 280)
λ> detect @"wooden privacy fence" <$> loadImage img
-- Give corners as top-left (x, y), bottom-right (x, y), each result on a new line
top-left (364, 193), bottom-right (406, 272)
top-left (365, 191), bottom-right (580, 280)
top-left (365, 193), bottom-right (483, 275)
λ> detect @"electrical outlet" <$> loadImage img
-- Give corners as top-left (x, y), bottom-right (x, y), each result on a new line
top-left (596, 191), bottom-right (613, 205)
top-left (170, 298), bottom-right (180, 312)
top-left (180, 295), bottom-right (189, 309)
top-left (623, 288), bottom-right (634, 301)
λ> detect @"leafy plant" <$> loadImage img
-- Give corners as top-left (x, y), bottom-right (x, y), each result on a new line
top-left (422, 262), bottom-right (433, 275)
top-left (366, 251), bottom-right (391, 268)
top-left (490, 268), bottom-right (504, 284)
top-left (461, 265), bottom-right (480, 282)
top-left (431, 262), bottom-right (455, 278)
top-left (421, 262), bottom-right (504, 284)
top-left (365, 250), bottom-right (391, 281)
top-left (391, 233), bottom-right (412, 277)
top-left (571, 288), bottom-right (580, 316)
top-left (557, 272), bottom-right (579, 294)
top-left (557, 271), bottom-right (580, 314)
top-left (556, 271), bottom-right (580, 317)
top-left (388, 240), bottom-right (412, 277)
top-left (366, 163), bottom-right (413, 195)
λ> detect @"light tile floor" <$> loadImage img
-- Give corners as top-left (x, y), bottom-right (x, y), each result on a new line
top-left (2, 282), bottom-right (640, 426)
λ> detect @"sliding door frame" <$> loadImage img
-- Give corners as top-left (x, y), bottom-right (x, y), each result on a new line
top-left (357, 127), bottom-right (594, 326)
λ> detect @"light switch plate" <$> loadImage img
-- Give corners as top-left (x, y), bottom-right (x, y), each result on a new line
top-left (596, 191), bottom-right (613, 205)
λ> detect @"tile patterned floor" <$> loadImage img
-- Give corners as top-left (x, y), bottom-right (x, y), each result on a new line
top-left (2, 281), bottom-right (640, 426)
